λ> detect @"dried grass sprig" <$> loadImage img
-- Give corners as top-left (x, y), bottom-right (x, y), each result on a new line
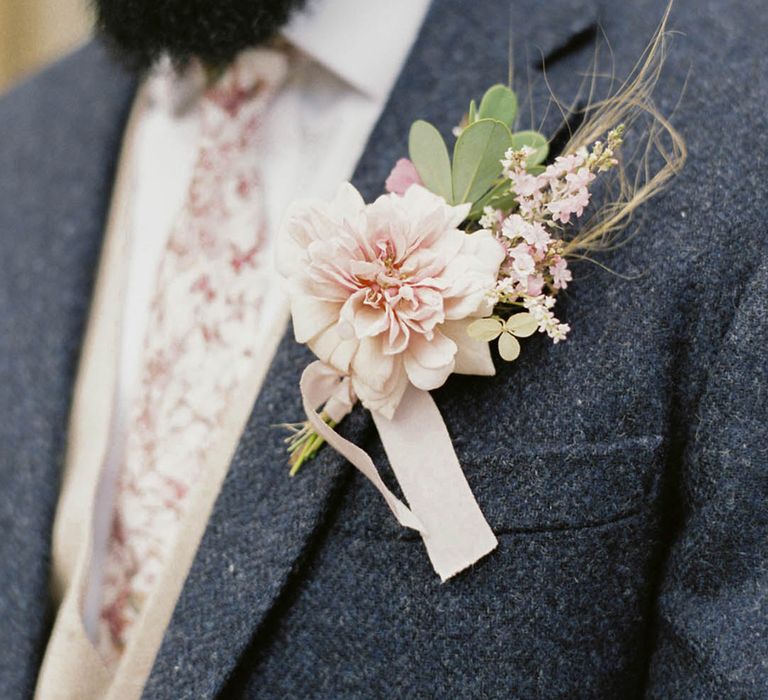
top-left (558, 2), bottom-right (687, 254)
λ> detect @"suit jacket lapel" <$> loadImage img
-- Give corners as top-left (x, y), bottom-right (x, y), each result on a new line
top-left (144, 0), bottom-right (599, 695)
top-left (0, 42), bottom-right (136, 697)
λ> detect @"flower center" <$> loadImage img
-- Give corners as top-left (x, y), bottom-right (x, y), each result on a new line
top-left (353, 239), bottom-right (413, 308)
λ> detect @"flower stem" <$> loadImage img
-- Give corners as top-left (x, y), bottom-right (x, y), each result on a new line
top-left (285, 413), bottom-right (337, 476)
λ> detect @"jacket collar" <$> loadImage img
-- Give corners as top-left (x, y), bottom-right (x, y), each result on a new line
top-left (143, 0), bottom-right (599, 695)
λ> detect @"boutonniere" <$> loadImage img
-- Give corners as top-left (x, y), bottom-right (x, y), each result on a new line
top-left (276, 21), bottom-right (684, 580)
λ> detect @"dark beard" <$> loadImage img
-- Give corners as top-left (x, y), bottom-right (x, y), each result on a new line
top-left (93, 0), bottom-right (308, 71)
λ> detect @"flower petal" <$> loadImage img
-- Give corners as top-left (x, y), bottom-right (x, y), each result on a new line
top-left (339, 290), bottom-right (390, 340)
top-left (406, 329), bottom-right (457, 369)
top-left (441, 231), bottom-right (505, 320)
top-left (351, 336), bottom-right (394, 393)
top-left (443, 319), bottom-right (496, 376)
top-left (353, 359), bottom-right (409, 419)
top-left (276, 199), bottom-right (343, 276)
top-left (330, 182), bottom-right (366, 219)
top-left (402, 331), bottom-right (456, 390)
top-left (309, 326), bottom-right (358, 374)
top-left (291, 298), bottom-right (342, 344)
top-left (403, 352), bottom-right (455, 391)
top-left (385, 158), bottom-right (423, 195)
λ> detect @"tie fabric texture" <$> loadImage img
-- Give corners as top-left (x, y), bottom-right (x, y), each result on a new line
top-left (98, 49), bottom-right (289, 662)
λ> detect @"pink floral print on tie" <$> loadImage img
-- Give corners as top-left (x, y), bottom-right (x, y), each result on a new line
top-left (98, 49), bottom-right (288, 662)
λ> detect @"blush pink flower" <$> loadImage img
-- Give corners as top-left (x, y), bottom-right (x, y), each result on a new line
top-left (544, 155), bottom-right (596, 224)
top-left (550, 256), bottom-right (572, 289)
top-left (508, 242), bottom-right (537, 280)
top-left (501, 214), bottom-right (552, 253)
top-left (523, 274), bottom-right (545, 296)
top-left (278, 183), bottom-right (505, 418)
top-left (384, 158), bottom-right (423, 195)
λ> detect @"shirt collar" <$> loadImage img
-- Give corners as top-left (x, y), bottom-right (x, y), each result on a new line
top-left (281, 0), bottom-right (431, 100)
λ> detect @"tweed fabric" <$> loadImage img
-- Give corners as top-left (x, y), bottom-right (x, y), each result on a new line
top-left (0, 44), bottom-right (136, 699)
top-left (0, 0), bottom-right (766, 698)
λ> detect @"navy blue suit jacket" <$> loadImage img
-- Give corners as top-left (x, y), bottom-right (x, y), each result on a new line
top-left (1, 0), bottom-right (766, 697)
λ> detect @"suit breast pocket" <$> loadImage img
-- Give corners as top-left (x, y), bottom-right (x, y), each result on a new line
top-left (462, 434), bottom-right (666, 534)
top-left (336, 433), bottom-right (665, 539)
top-left (277, 435), bottom-right (669, 698)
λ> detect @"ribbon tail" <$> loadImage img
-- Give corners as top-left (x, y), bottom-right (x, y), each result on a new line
top-left (300, 361), bottom-right (497, 581)
top-left (372, 383), bottom-right (498, 581)
top-left (300, 361), bottom-right (425, 534)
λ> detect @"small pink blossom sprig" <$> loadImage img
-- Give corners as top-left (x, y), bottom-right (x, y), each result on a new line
top-left (469, 126), bottom-right (624, 360)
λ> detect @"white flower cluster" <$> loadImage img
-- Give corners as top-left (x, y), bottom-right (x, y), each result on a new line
top-left (523, 294), bottom-right (571, 344)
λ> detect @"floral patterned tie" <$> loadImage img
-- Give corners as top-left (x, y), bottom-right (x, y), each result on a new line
top-left (99, 48), bottom-right (289, 662)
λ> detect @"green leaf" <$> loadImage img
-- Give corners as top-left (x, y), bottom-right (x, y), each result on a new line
top-left (510, 130), bottom-right (549, 166)
top-left (408, 120), bottom-right (453, 201)
top-left (505, 313), bottom-right (539, 338)
top-left (498, 332), bottom-right (521, 361)
top-left (467, 317), bottom-right (503, 342)
top-left (488, 192), bottom-right (518, 212)
top-left (468, 179), bottom-right (512, 218)
top-left (468, 99), bottom-right (477, 124)
top-left (452, 118), bottom-right (513, 205)
top-left (478, 84), bottom-right (518, 127)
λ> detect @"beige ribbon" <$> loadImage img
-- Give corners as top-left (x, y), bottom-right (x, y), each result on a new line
top-left (300, 361), bottom-right (497, 581)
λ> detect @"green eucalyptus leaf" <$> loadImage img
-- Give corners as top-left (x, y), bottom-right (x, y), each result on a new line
top-left (408, 120), bottom-right (453, 201)
top-left (452, 118), bottom-right (513, 205)
top-left (488, 192), bottom-right (518, 211)
top-left (469, 179), bottom-right (512, 218)
top-left (478, 84), bottom-right (518, 127)
top-left (468, 99), bottom-right (477, 124)
top-left (510, 130), bottom-right (549, 166)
